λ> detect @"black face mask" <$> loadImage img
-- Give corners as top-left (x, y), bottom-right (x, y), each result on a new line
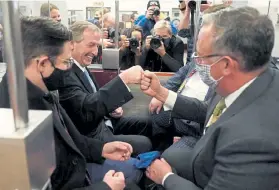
top-left (41, 67), bottom-right (71, 91)
top-left (162, 37), bottom-right (171, 48)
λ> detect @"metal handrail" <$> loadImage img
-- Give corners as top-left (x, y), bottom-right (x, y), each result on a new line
top-left (1, 1), bottom-right (29, 129)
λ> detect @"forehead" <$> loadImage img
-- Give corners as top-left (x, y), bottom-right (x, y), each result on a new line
top-left (155, 28), bottom-right (169, 35)
top-left (131, 31), bottom-right (142, 38)
top-left (82, 28), bottom-right (100, 42)
top-left (50, 9), bottom-right (59, 16)
top-left (197, 24), bottom-right (215, 55)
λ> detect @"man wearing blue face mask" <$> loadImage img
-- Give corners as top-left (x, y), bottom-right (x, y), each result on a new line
top-left (140, 20), bottom-right (184, 72)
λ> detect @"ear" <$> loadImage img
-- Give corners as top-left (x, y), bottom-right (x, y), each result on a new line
top-left (223, 57), bottom-right (236, 76)
top-left (37, 56), bottom-right (50, 73)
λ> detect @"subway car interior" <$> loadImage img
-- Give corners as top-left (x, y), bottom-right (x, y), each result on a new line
top-left (0, 0), bottom-right (279, 189)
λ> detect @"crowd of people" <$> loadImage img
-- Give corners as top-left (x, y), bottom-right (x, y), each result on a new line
top-left (1, 0), bottom-right (279, 190)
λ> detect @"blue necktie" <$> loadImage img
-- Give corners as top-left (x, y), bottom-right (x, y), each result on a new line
top-left (84, 69), bottom-right (113, 130)
top-left (84, 69), bottom-right (97, 92)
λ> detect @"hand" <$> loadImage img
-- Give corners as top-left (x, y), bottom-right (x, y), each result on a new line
top-left (173, 136), bottom-right (181, 144)
top-left (146, 158), bottom-right (172, 185)
top-left (146, 9), bottom-right (154, 19)
top-left (102, 141), bottom-right (133, 161)
top-left (154, 41), bottom-right (166, 57)
top-left (103, 170), bottom-right (126, 190)
top-left (145, 36), bottom-right (152, 50)
top-left (149, 98), bottom-right (163, 114)
top-left (119, 65), bottom-right (143, 84)
top-left (102, 28), bottom-right (109, 39)
top-left (103, 39), bottom-right (115, 48)
top-left (110, 107), bottom-right (124, 118)
top-left (140, 71), bottom-right (169, 102)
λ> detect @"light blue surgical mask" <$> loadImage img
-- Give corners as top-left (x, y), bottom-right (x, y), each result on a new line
top-left (196, 59), bottom-right (224, 88)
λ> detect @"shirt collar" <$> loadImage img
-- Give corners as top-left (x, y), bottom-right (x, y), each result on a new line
top-left (73, 59), bottom-right (86, 72)
top-left (224, 78), bottom-right (257, 108)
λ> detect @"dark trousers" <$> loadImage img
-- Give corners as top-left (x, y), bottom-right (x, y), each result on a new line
top-left (87, 158), bottom-right (143, 184)
top-left (93, 116), bottom-right (153, 156)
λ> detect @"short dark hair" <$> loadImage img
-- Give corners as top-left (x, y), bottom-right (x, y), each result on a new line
top-left (203, 6), bottom-right (275, 71)
top-left (21, 16), bottom-right (72, 67)
top-left (40, 3), bottom-right (59, 17)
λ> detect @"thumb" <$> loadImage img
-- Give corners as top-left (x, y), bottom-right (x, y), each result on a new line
top-left (114, 172), bottom-right (125, 179)
top-left (161, 158), bottom-right (168, 164)
top-left (115, 142), bottom-right (129, 152)
top-left (144, 70), bottom-right (154, 78)
top-left (106, 170), bottom-right (116, 177)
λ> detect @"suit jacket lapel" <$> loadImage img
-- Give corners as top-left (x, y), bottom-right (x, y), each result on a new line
top-left (72, 64), bottom-right (94, 93)
top-left (53, 113), bottom-right (83, 156)
top-left (214, 68), bottom-right (274, 126)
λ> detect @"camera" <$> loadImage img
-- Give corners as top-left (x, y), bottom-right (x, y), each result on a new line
top-left (152, 8), bottom-right (160, 16)
top-left (129, 37), bottom-right (139, 50)
top-left (188, 0), bottom-right (208, 10)
top-left (150, 36), bottom-right (162, 49)
top-left (107, 28), bottom-right (120, 41)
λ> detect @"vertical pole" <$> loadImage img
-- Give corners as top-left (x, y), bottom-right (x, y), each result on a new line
top-left (114, 0), bottom-right (120, 49)
top-left (1, 1), bottom-right (29, 129)
top-left (192, 0), bottom-right (201, 52)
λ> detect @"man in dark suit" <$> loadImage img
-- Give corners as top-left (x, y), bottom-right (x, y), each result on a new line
top-left (0, 17), bottom-right (141, 190)
top-left (58, 21), bottom-right (152, 155)
top-left (140, 7), bottom-right (279, 189)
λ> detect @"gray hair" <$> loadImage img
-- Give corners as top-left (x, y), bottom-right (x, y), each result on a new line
top-left (70, 21), bottom-right (101, 42)
top-left (154, 20), bottom-right (172, 35)
top-left (202, 6), bottom-right (274, 71)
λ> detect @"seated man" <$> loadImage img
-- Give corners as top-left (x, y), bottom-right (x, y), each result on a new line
top-left (140, 20), bottom-right (184, 72)
top-left (141, 6), bottom-right (279, 190)
top-left (149, 3), bottom-right (231, 151)
top-left (59, 21), bottom-right (152, 155)
top-left (0, 17), bottom-right (141, 190)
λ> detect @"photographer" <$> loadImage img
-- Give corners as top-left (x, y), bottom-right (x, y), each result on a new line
top-left (136, 0), bottom-right (177, 39)
top-left (178, 0), bottom-right (211, 64)
top-left (120, 26), bottom-right (143, 70)
top-left (140, 20), bottom-right (184, 72)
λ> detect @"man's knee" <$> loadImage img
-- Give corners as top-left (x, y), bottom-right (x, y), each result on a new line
top-left (133, 135), bottom-right (152, 153)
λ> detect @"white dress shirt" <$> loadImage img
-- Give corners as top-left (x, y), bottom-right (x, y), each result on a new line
top-left (164, 72), bottom-right (208, 111)
top-left (74, 59), bottom-right (86, 72)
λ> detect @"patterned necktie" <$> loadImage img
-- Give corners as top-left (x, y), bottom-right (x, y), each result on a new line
top-left (207, 98), bottom-right (226, 127)
top-left (84, 69), bottom-right (97, 92)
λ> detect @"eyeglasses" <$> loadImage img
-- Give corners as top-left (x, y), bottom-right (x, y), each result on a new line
top-left (192, 52), bottom-right (238, 65)
top-left (56, 57), bottom-right (74, 68)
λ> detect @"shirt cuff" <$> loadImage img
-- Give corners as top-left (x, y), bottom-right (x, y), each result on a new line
top-left (162, 172), bottom-right (174, 186)
top-left (163, 90), bottom-right (178, 111)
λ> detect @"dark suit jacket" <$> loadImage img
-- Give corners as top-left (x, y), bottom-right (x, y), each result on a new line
top-left (58, 64), bottom-right (133, 136)
top-left (0, 74), bottom-right (110, 190)
top-left (164, 68), bottom-right (279, 190)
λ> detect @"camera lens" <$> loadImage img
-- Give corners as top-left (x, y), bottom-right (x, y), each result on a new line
top-left (129, 37), bottom-right (139, 49)
top-left (150, 36), bottom-right (162, 49)
top-left (153, 9), bottom-right (160, 16)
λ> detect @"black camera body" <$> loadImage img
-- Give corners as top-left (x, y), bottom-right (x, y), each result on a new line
top-left (107, 28), bottom-right (120, 41)
top-left (188, 0), bottom-right (208, 10)
top-left (150, 36), bottom-right (162, 49)
top-left (129, 37), bottom-right (139, 50)
top-left (152, 8), bottom-right (160, 16)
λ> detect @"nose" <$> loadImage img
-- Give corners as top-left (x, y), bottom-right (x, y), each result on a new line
top-left (92, 45), bottom-right (98, 56)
